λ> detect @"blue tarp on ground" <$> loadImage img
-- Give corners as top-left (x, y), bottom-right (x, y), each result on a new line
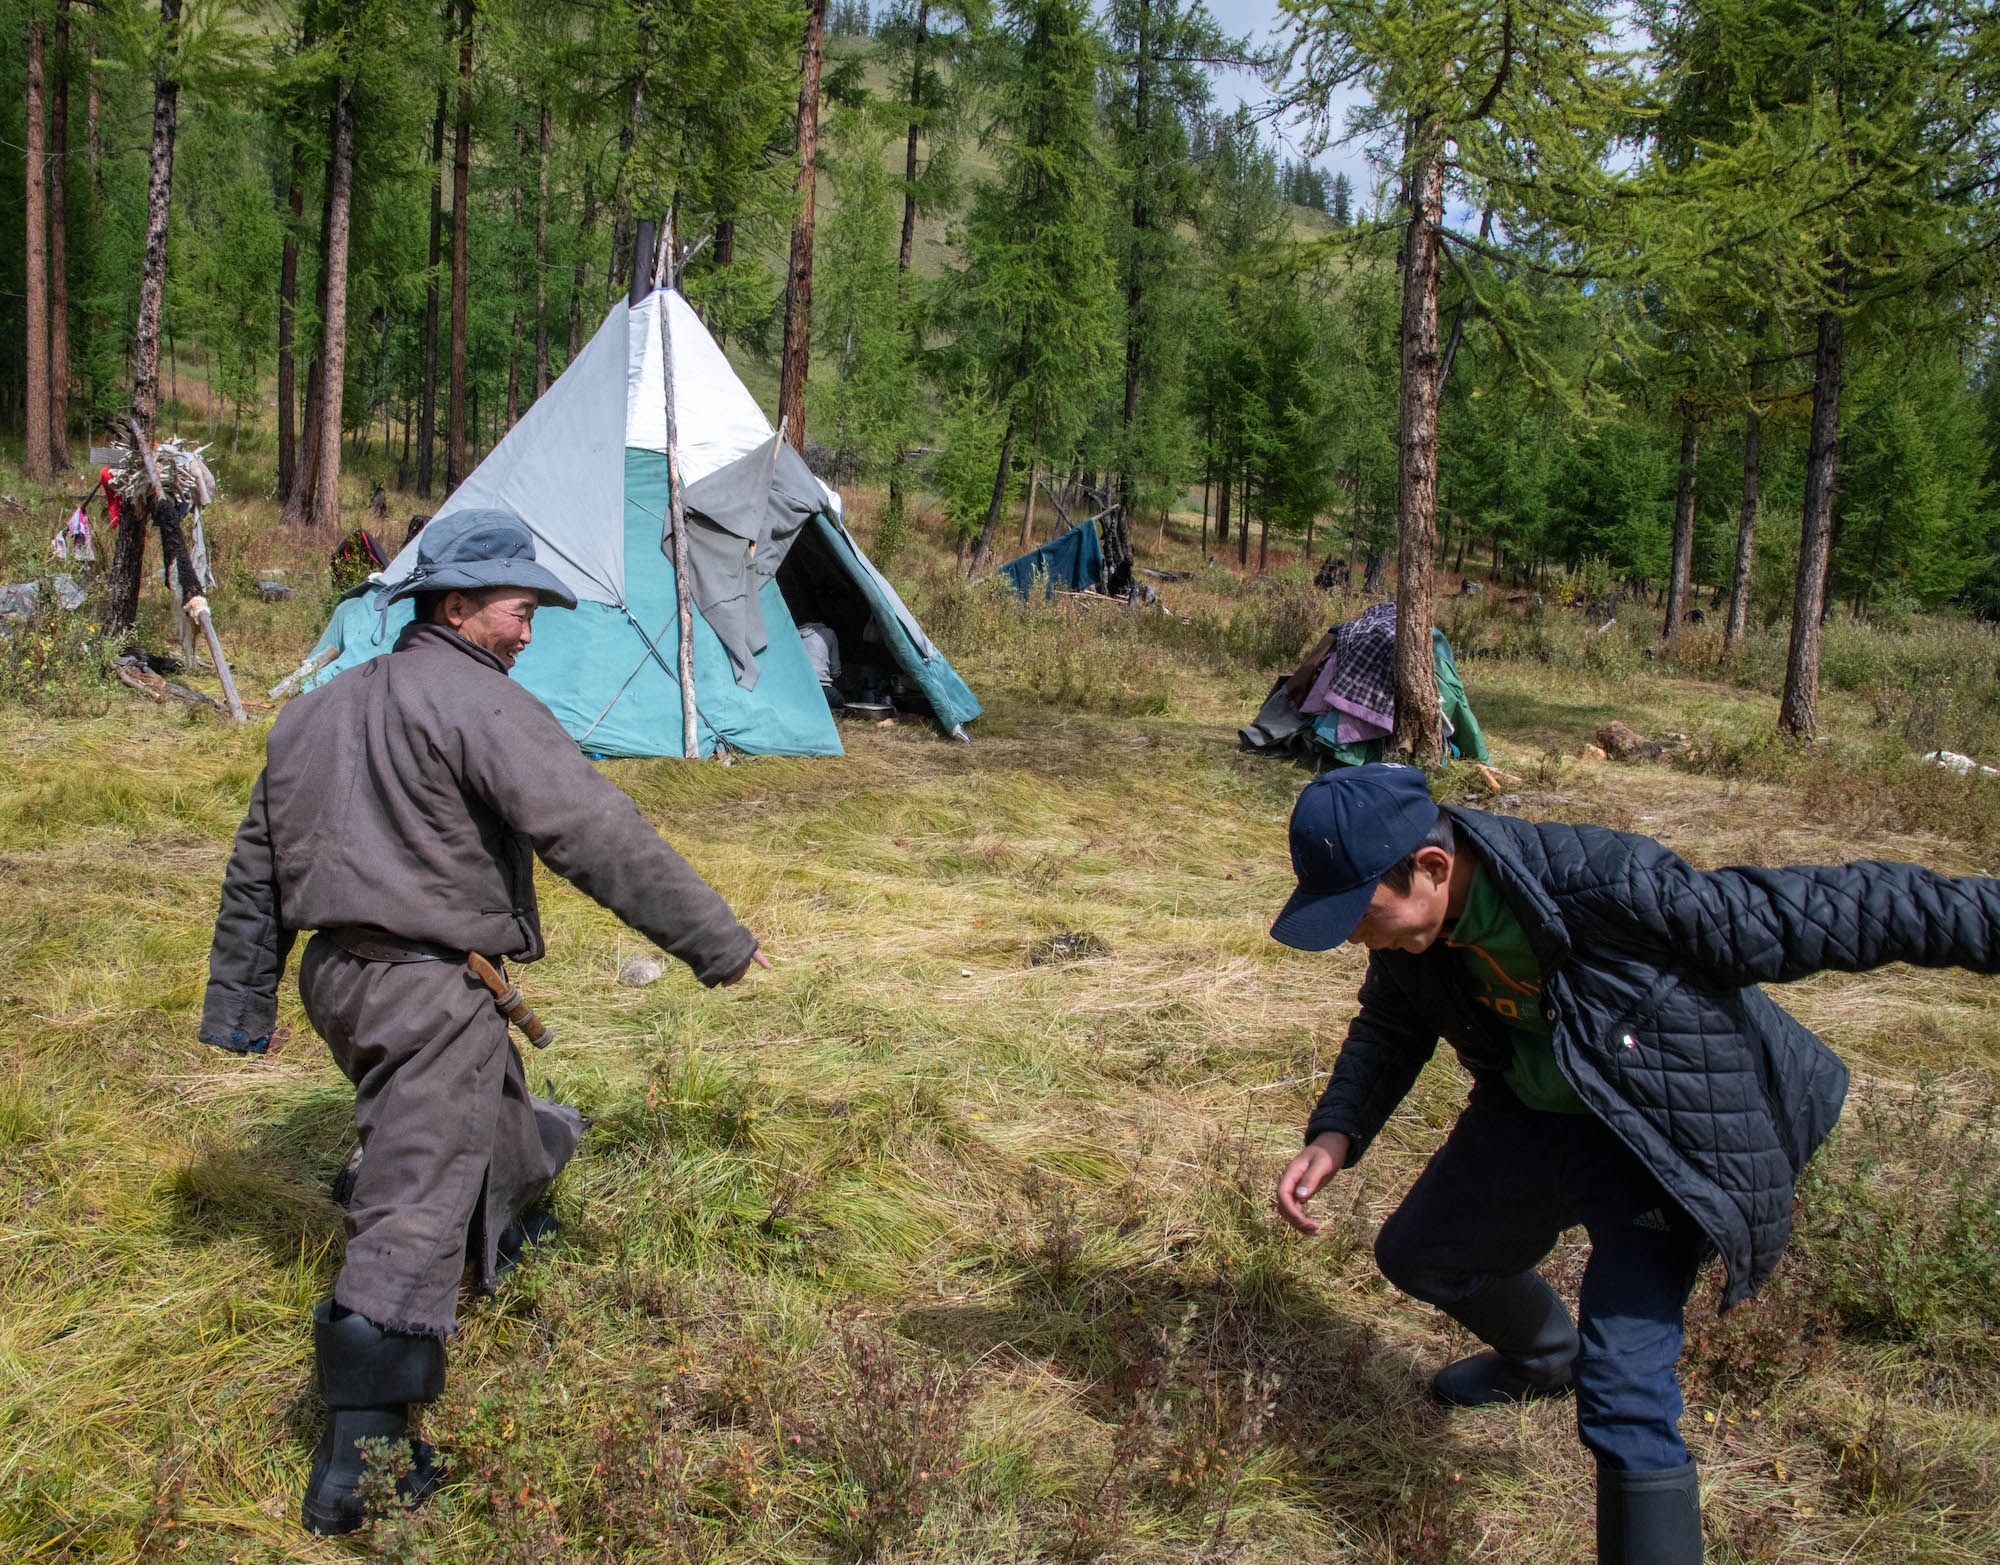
top-left (996, 519), bottom-right (1103, 598)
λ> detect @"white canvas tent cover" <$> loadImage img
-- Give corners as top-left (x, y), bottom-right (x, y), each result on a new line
top-left (304, 290), bottom-right (980, 756)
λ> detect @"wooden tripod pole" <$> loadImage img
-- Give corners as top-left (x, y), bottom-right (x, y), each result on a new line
top-left (657, 263), bottom-right (699, 758)
top-left (129, 419), bottom-right (246, 723)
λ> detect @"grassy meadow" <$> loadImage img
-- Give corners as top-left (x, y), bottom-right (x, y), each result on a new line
top-left (0, 440), bottom-right (1997, 1564)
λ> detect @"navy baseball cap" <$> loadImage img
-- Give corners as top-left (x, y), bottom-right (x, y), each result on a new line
top-left (1270, 764), bottom-right (1442, 951)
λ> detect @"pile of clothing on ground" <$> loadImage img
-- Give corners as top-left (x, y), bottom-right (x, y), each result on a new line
top-left (1239, 600), bottom-right (1490, 767)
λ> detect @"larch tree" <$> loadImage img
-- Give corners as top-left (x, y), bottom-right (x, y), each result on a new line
top-left (1642, 0), bottom-right (1999, 731)
top-left (957, 0), bottom-right (1117, 576)
top-left (48, 0), bottom-right (73, 470)
top-left (874, 0), bottom-right (982, 531)
top-left (311, 0), bottom-right (362, 529)
top-left (778, 0), bottom-right (830, 452)
top-left (418, 60), bottom-right (445, 497)
top-left (1281, 0), bottom-right (1638, 762)
top-left (445, 0), bottom-right (473, 493)
top-left (105, 0), bottom-right (188, 637)
top-left (1104, 0), bottom-right (1240, 531)
top-left (23, 3), bottom-right (53, 483)
top-left (534, 99), bottom-right (550, 397)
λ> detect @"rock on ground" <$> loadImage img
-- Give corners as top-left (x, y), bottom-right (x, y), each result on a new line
top-left (617, 955), bottom-right (665, 987)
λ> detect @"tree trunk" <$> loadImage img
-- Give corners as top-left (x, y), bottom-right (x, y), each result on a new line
top-left (605, 52), bottom-right (647, 305)
top-left (47, 0), bottom-right (72, 471)
top-left (505, 114), bottom-right (523, 428)
top-left (86, 62), bottom-right (100, 180)
top-left (1725, 314), bottom-right (1766, 649)
top-left (534, 101), bottom-right (550, 398)
top-left (1117, 0), bottom-right (1150, 518)
top-left (1391, 135), bottom-right (1446, 763)
top-left (968, 409), bottom-right (1018, 575)
top-left (446, 0), bottom-right (474, 493)
top-left (23, 12), bottom-right (52, 482)
top-left (418, 77), bottom-right (445, 498)
top-left (313, 40), bottom-right (358, 530)
top-left (569, 170), bottom-right (594, 362)
top-left (1199, 468), bottom-right (1209, 556)
top-left (105, 0), bottom-right (184, 638)
top-left (282, 157), bottom-right (335, 529)
top-left (1214, 461), bottom-right (1230, 545)
top-left (1258, 497), bottom-right (1269, 572)
top-left (778, 0), bottom-right (828, 452)
top-left (277, 141), bottom-right (304, 497)
top-left (1018, 409), bottom-right (1043, 547)
top-left (1237, 470), bottom-right (1249, 566)
top-left (1663, 409), bottom-right (1698, 641)
top-left (1778, 307), bottom-right (1844, 736)
top-left (898, 0), bottom-right (928, 281)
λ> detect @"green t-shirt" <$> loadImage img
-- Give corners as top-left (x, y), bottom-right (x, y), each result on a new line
top-left (1443, 864), bottom-right (1589, 1114)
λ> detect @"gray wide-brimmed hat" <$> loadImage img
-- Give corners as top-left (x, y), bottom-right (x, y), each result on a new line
top-left (385, 507), bottom-right (578, 609)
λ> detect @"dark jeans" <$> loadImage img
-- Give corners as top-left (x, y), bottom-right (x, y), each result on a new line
top-left (1373, 1084), bottom-right (1706, 1471)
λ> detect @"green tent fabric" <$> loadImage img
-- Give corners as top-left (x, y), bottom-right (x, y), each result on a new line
top-left (300, 290), bottom-right (979, 756)
top-left (1308, 629), bottom-right (1491, 766)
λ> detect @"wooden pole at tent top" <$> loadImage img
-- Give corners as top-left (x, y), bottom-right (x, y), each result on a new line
top-left (657, 221), bottom-right (700, 759)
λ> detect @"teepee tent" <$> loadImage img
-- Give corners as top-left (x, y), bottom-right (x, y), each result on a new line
top-left (300, 288), bottom-right (979, 757)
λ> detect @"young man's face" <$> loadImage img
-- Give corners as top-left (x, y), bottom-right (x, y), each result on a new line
top-left (1346, 845), bottom-right (1454, 953)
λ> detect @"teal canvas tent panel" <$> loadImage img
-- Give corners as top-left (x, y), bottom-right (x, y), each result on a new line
top-left (298, 288), bottom-right (977, 756)
top-left (995, 518), bottom-right (1103, 598)
top-left (308, 453), bottom-right (842, 759)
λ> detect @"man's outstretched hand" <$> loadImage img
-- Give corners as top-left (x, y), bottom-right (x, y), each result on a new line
top-left (722, 946), bottom-right (773, 987)
top-left (1274, 1130), bottom-right (1352, 1234)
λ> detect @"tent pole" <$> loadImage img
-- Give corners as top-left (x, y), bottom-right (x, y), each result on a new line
top-left (658, 261), bottom-right (700, 758)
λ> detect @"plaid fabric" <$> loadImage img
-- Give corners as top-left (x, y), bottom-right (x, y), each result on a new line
top-left (1323, 601), bottom-right (1398, 726)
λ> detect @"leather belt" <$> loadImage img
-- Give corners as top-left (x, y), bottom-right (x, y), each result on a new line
top-left (322, 925), bottom-right (469, 965)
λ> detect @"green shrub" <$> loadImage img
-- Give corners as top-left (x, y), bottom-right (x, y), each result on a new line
top-left (0, 583), bottom-right (114, 717)
top-left (1794, 1076), bottom-right (2000, 1351)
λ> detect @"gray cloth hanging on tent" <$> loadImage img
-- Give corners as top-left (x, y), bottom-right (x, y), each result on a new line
top-left (677, 433), bottom-right (823, 689)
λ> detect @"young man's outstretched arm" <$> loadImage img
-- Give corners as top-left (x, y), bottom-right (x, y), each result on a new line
top-left (1581, 842), bottom-right (2000, 988)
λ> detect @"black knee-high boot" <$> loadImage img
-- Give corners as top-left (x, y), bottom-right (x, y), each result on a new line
top-left (1430, 1269), bottom-right (1579, 1408)
top-left (301, 1300), bottom-right (446, 1536)
top-left (1597, 1459), bottom-right (1702, 1564)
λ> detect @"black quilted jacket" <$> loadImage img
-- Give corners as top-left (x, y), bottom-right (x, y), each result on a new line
top-left (1305, 806), bottom-right (2000, 1307)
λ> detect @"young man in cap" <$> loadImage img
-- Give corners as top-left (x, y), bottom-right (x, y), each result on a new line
top-left (1268, 763), bottom-right (1999, 1564)
top-left (201, 508), bottom-right (770, 1534)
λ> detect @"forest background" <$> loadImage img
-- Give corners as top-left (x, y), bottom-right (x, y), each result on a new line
top-left (0, 0), bottom-right (1995, 707)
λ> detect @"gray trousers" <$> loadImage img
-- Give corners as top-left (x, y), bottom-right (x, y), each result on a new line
top-left (299, 935), bottom-right (583, 1336)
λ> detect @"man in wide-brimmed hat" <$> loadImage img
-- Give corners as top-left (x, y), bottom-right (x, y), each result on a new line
top-left (1266, 763), bottom-right (1999, 1565)
top-left (201, 508), bottom-right (768, 1535)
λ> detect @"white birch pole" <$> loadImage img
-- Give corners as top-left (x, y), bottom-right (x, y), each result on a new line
top-left (658, 283), bottom-right (700, 758)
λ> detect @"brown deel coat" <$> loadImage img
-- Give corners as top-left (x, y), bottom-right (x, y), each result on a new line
top-left (203, 619), bottom-right (758, 1330)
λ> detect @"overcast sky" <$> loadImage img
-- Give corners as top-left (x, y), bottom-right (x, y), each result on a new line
top-left (1197, 0), bottom-right (1380, 201)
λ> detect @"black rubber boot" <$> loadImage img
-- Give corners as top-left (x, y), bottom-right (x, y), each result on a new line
top-left (1429, 1269), bottom-right (1579, 1408)
top-left (1597, 1459), bottom-right (1702, 1564)
top-left (300, 1300), bottom-right (447, 1536)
